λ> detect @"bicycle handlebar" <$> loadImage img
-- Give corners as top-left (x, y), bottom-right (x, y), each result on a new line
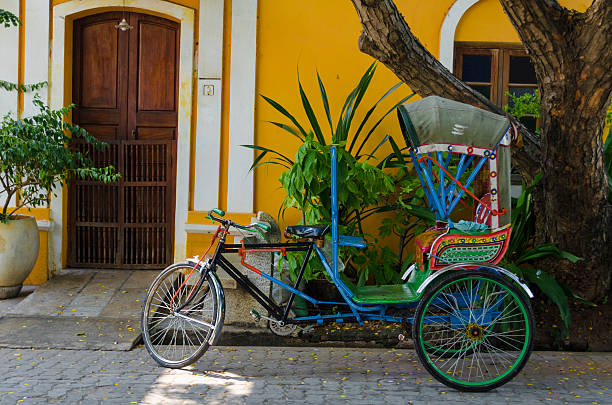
top-left (207, 209), bottom-right (270, 235)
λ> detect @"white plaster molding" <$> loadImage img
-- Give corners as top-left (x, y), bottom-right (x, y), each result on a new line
top-left (23, 0), bottom-right (49, 117)
top-left (0, 0), bottom-right (19, 118)
top-left (50, 0), bottom-right (195, 271)
top-left (36, 220), bottom-right (52, 232)
top-left (439, 0), bottom-right (480, 72)
top-left (226, 0), bottom-right (257, 213)
top-left (193, 0), bottom-right (224, 210)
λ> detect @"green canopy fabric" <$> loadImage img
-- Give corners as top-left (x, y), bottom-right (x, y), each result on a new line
top-left (397, 96), bottom-right (510, 149)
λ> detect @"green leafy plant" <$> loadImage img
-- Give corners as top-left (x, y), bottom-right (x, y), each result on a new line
top-left (506, 90), bottom-right (612, 202)
top-left (504, 89), bottom-right (540, 121)
top-left (0, 9), bottom-right (20, 27)
top-left (0, 10), bottom-right (46, 94)
top-left (502, 173), bottom-right (583, 332)
top-left (0, 96), bottom-right (120, 222)
top-left (245, 63), bottom-right (415, 285)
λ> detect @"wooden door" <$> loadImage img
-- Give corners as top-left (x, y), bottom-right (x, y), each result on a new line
top-left (69, 12), bottom-right (179, 269)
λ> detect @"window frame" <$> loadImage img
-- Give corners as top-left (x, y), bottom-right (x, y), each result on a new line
top-left (454, 42), bottom-right (537, 106)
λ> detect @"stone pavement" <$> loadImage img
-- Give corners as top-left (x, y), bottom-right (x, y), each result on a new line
top-left (0, 269), bottom-right (158, 350)
top-left (0, 346), bottom-right (610, 404)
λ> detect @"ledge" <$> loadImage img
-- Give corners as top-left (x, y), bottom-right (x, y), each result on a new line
top-left (36, 220), bottom-right (52, 232)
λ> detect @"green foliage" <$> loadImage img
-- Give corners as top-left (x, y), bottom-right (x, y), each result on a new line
top-left (503, 174), bottom-right (582, 332)
top-left (245, 63), bottom-right (415, 284)
top-left (506, 91), bottom-right (612, 202)
top-left (0, 80), bottom-right (47, 93)
top-left (0, 9), bottom-right (20, 28)
top-left (0, 10), bottom-right (47, 94)
top-left (504, 90), bottom-right (540, 120)
top-left (0, 96), bottom-right (120, 221)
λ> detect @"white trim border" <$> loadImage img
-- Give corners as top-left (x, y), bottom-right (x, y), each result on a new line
top-left (226, 0), bottom-right (257, 213)
top-left (439, 0), bottom-right (480, 71)
top-left (193, 0), bottom-right (224, 211)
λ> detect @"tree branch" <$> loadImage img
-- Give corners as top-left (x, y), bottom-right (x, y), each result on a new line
top-left (349, 0), bottom-right (541, 180)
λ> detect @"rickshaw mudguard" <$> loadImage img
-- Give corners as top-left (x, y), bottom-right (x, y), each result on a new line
top-left (415, 262), bottom-right (534, 298)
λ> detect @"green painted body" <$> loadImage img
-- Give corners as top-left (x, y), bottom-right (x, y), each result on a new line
top-left (340, 268), bottom-right (431, 304)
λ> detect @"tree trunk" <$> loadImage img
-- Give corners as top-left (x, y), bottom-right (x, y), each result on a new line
top-left (500, 0), bottom-right (612, 301)
top-left (349, 0), bottom-right (612, 301)
top-left (538, 79), bottom-right (611, 301)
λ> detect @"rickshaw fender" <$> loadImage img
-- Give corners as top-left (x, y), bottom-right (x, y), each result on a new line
top-left (415, 263), bottom-right (534, 298)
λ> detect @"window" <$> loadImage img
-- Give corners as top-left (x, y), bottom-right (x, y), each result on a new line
top-left (454, 43), bottom-right (538, 131)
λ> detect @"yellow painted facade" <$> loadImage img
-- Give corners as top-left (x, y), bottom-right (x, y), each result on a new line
top-left (3, 0), bottom-right (599, 284)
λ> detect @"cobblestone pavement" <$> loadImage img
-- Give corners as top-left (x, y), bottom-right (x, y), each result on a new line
top-left (0, 346), bottom-right (610, 405)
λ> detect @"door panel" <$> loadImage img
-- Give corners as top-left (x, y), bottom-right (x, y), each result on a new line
top-left (80, 22), bottom-right (119, 109)
top-left (128, 13), bottom-right (179, 141)
top-left (137, 21), bottom-right (177, 111)
top-left (69, 12), bottom-right (178, 269)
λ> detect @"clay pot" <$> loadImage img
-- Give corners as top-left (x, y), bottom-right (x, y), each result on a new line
top-left (0, 215), bottom-right (40, 298)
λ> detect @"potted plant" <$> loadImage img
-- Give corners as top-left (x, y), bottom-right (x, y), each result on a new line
top-left (0, 96), bottom-right (118, 298)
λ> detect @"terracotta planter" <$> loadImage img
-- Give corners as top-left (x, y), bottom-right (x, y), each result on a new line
top-left (0, 215), bottom-right (40, 298)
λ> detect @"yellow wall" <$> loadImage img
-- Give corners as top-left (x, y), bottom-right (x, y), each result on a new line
top-left (13, 0), bottom-right (601, 278)
top-left (6, 208), bottom-right (51, 285)
top-left (456, 0), bottom-right (591, 42)
top-left (252, 0), bottom-right (436, 229)
top-left (250, 0), bottom-right (595, 234)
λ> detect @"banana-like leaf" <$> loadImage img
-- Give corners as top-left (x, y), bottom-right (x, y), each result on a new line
top-left (506, 263), bottom-right (571, 330)
top-left (316, 71), bottom-right (333, 135)
top-left (266, 121), bottom-right (303, 141)
top-left (335, 63), bottom-right (376, 142)
top-left (523, 267), bottom-right (571, 330)
top-left (355, 92), bottom-right (416, 158)
top-left (241, 144), bottom-right (294, 172)
top-left (559, 282), bottom-right (597, 307)
top-left (516, 243), bottom-right (581, 265)
top-left (348, 81), bottom-right (403, 154)
top-left (261, 94), bottom-right (308, 138)
top-left (298, 74), bottom-right (326, 145)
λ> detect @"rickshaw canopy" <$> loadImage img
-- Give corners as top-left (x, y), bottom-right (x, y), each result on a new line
top-left (397, 96), bottom-right (513, 229)
top-left (397, 96), bottom-right (511, 149)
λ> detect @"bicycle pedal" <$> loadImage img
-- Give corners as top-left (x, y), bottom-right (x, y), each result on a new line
top-left (250, 309), bottom-right (261, 321)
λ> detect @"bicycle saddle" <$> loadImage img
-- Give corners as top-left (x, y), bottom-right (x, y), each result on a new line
top-left (285, 225), bottom-right (330, 238)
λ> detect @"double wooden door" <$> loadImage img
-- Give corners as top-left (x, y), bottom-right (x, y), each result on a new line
top-left (68, 12), bottom-right (179, 269)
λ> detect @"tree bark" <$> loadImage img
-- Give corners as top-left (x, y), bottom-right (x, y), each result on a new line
top-left (350, 0), bottom-right (612, 300)
top-left (499, 0), bottom-right (612, 299)
top-left (348, 0), bottom-right (541, 183)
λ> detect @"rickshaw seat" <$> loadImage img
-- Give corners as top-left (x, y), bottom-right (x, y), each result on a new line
top-left (285, 225), bottom-right (330, 238)
top-left (338, 272), bottom-right (419, 304)
top-left (352, 283), bottom-right (420, 304)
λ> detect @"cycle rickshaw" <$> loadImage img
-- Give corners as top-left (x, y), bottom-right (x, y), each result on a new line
top-left (141, 96), bottom-right (534, 392)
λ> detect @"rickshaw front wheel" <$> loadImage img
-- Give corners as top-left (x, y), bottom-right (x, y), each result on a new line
top-left (412, 268), bottom-right (534, 392)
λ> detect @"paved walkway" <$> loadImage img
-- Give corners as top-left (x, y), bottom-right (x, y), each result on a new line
top-left (0, 270), bottom-right (158, 350)
top-left (0, 346), bottom-right (610, 404)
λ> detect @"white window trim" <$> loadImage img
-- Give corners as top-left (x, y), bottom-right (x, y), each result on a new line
top-left (439, 0), bottom-right (480, 72)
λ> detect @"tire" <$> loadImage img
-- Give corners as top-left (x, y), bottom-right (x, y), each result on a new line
top-left (412, 269), bottom-right (534, 392)
top-left (141, 263), bottom-right (224, 368)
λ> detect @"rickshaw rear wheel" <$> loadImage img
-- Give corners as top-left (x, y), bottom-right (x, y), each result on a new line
top-left (413, 269), bottom-right (534, 392)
